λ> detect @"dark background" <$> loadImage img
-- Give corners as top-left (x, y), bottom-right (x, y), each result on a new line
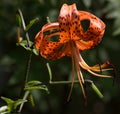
top-left (0, 0), bottom-right (120, 114)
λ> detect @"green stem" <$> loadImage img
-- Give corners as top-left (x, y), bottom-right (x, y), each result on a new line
top-left (49, 80), bottom-right (79, 85)
top-left (18, 91), bottom-right (30, 113)
top-left (19, 51), bottom-right (32, 98)
top-left (50, 79), bottom-right (103, 99)
top-left (46, 63), bottom-right (52, 82)
top-left (24, 52), bottom-right (32, 84)
top-left (18, 9), bottom-right (33, 95)
top-left (18, 9), bottom-right (31, 47)
top-left (91, 83), bottom-right (104, 99)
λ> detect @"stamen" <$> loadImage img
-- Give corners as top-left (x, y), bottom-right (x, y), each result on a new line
top-left (87, 69), bottom-right (112, 78)
top-left (67, 52), bottom-right (75, 101)
top-left (72, 42), bottom-right (87, 100)
top-left (78, 53), bottom-right (113, 78)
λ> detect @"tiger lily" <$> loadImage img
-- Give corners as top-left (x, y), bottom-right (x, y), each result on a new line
top-left (35, 3), bottom-right (113, 101)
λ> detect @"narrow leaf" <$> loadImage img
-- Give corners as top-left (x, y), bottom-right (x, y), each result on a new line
top-left (25, 80), bottom-right (49, 93)
top-left (29, 94), bottom-right (35, 107)
top-left (26, 18), bottom-right (39, 31)
top-left (1, 97), bottom-right (14, 105)
top-left (16, 10), bottom-right (22, 27)
top-left (27, 80), bottom-right (42, 86)
top-left (16, 40), bottom-right (39, 55)
top-left (32, 47), bottom-right (39, 56)
top-left (25, 85), bottom-right (49, 93)
top-left (14, 99), bottom-right (27, 109)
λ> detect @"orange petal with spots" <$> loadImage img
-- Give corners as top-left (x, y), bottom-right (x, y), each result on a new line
top-left (75, 11), bottom-right (106, 51)
top-left (59, 4), bottom-right (83, 43)
top-left (38, 33), bottom-right (64, 60)
top-left (35, 3), bottom-right (106, 59)
top-left (35, 22), bottom-right (59, 50)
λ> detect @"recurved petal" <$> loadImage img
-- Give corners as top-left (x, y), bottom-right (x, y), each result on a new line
top-left (41, 22), bottom-right (59, 33)
top-left (35, 22), bottom-right (59, 50)
top-left (37, 32), bottom-right (65, 60)
top-left (79, 11), bottom-right (105, 38)
top-left (76, 11), bottom-right (105, 51)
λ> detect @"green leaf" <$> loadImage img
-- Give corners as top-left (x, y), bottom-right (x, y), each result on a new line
top-left (26, 18), bottom-right (39, 31)
top-left (1, 97), bottom-right (14, 105)
top-left (27, 80), bottom-right (42, 86)
top-left (25, 80), bottom-right (49, 93)
top-left (29, 94), bottom-right (35, 107)
top-left (16, 10), bottom-right (22, 27)
top-left (14, 99), bottom-right (27, 110)
top-left (25, 85), bottom-right (49, 93)
top-left (103, 0), bottom-right (120, 35)
top-left (25, 85), bottom-right (48, 91)
top-left (16, 40), bottom-right (39, 55)
top-left (1, 97), bottom-right (27, 113)
top-left (32, 47), bottom-right (39, 56)
top-left (16, 40), bottom-right (33, 50)
top-left (1, 97), bottom-right (14, 112)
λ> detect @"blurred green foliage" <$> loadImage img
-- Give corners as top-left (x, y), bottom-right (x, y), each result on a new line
top-left (0, 0), bottom-right (120, 114)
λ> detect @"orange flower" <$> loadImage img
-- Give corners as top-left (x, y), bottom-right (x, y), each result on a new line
top-left (35, 4), bottom-right (113, 101)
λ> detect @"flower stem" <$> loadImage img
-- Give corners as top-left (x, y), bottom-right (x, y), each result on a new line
top-left (18, 9), bottom-right (33, 98)
top-left (49, 80), bottom-right (79, 85)
top-left (18, 91), bottom-right (30, 113)
top-left (18, 9), bottom-right (31, 47)
top-left (24, 52), bottom-right (32, 84)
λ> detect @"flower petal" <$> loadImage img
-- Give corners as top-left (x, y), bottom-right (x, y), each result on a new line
top-left (35, 22), bottom-right (59, 50)
top-left (36, 31), bottom-right (65, 60)
top-left (76, 11), bottom-right (106, 51)
top-left (59, 4), bottom-right (83, 43)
